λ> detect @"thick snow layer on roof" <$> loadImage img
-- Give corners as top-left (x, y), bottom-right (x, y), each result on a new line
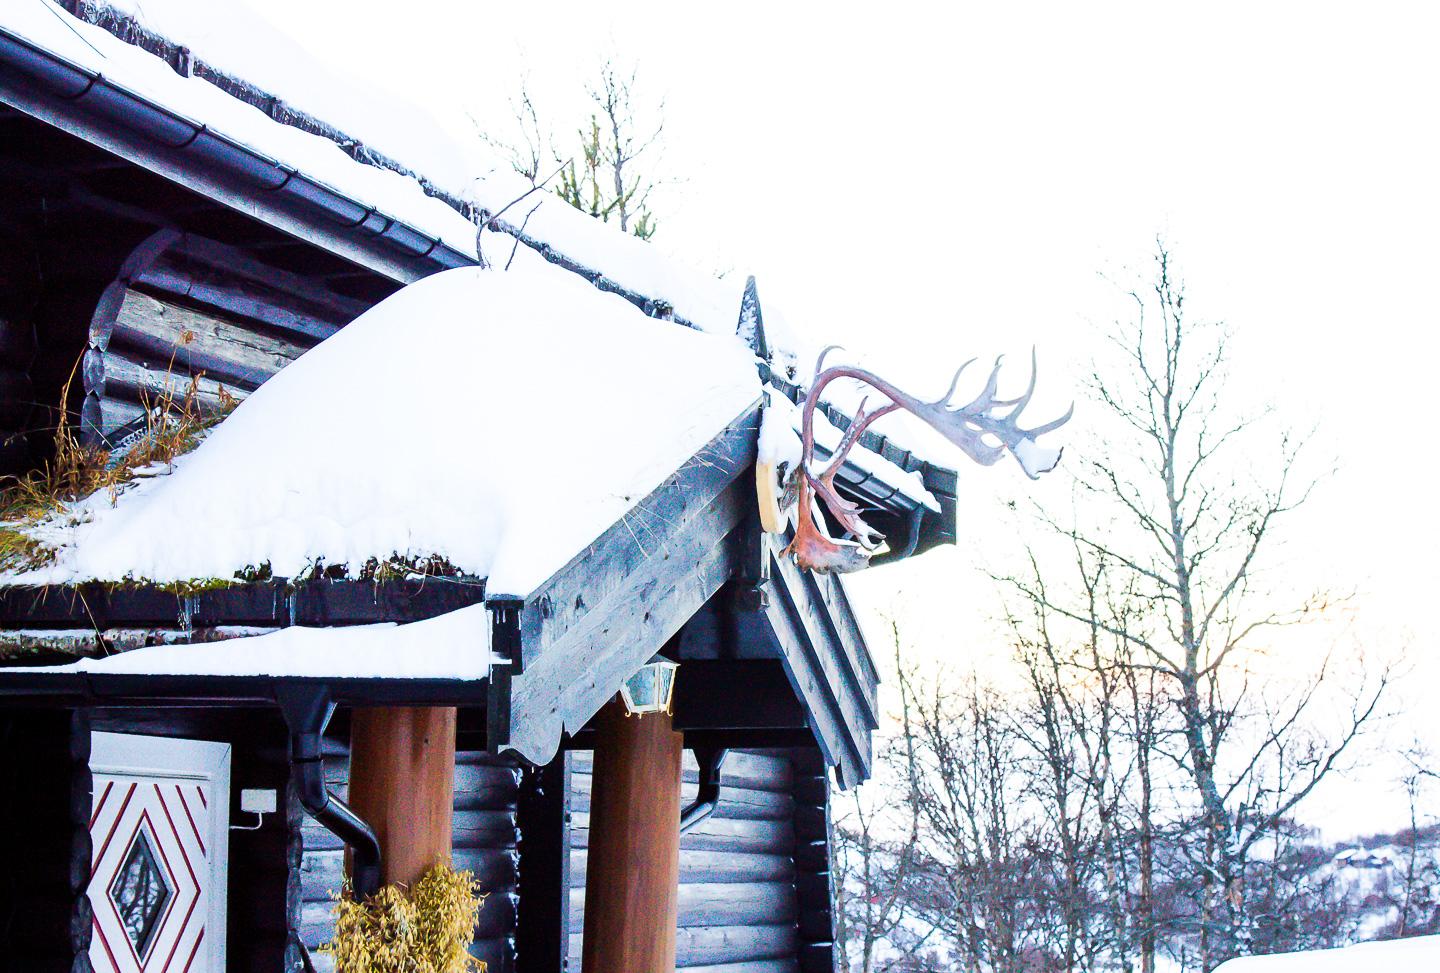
top-left (1212, 936), bottom-right (1440, 973)
top-left (7, 1), bottom-right (750, 335)
top-left (7, 2), bottom-right (971, 478)
top-left (13, 603), bottom-right (497, 679)
top-left (7, 266), bottom-right (761, 595)
top-left (7, 1), bottom-right (479, 252)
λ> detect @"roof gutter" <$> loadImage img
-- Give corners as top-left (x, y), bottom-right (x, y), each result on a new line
top-left (0, 24), bottom-right (474, 284)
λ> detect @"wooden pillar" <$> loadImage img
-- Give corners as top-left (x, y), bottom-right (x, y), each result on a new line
top-left (582, 697), bottom-right (683, 972)
top-left (348, 706), bottom-right (456, 888)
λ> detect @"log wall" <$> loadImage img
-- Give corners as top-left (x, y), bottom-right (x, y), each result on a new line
top-left (298, 744), bottom-right (835, 973)
top-left (0, 710), bottom-right (93, 973)
top-left (82, 234), bottom-right (368, 446)
top-left (567, 748), bottom-right (823, 973)
top-left (298, 736), bottom-right (521, 973)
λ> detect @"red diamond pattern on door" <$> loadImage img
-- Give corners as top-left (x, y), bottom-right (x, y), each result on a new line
top-left (87, 734), bottom-right (230, 973)
top-left (90, 777), bottom-right (210, 972)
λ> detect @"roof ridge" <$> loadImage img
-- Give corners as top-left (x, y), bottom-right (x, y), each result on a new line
top-left (60, 0), bottom-right (478, 218)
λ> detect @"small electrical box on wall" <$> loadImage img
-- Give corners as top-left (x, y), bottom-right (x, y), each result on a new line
top-left (240, 788), bottom-right (277, 814)
top-left (233, 788), bottom-right (278, 830)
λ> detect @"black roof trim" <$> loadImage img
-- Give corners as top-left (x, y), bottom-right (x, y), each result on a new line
top-left (51, 2), bottom-right (705, 328)
top-left (0, 576), bottom-right (486, 630)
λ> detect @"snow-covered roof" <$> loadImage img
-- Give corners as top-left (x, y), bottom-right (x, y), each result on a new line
top-left (14, 603), bottom-right (496, 680)
top-left (2, 1), bottom-right (751, 337)
top-left (4, 266), bottom-right (761, 596)
top-left (0, 1), bottom-right (967, 486)
top-left (1213, 936), bottom-right (1440, 973)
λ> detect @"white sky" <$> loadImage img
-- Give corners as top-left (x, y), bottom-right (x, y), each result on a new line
top-left (110, 0), bottom-right (1438, 834)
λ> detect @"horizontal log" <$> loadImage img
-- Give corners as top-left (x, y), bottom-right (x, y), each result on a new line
top-left (319, 759), bottom-right (518, 810)
top-left (0, 366), bottom-right (32, 426)
top-left (4, 894), bottom-right (90, 951)
top-left (109, 288), bottom-right (309, 388)
top-left (0, 317), bottom-right (34, 365)
top-left (299, 890), bottom-right (515, 947)
top-left (138, 264), bottom-right (343, 342)
top-left (569, 774), bottom-right (794, 821)
top-left (570, 748), bottom-right (793, 793)
top-left (0, 950), bottom-right (96, 973)
top-left (569, 849), bottom-right (794, 888)
top-left (89, 346), bottom-right (245, 412)
top-left (570, 810), bottom-right (793, 856)
top-left (568, 924), bottom-right (798, 969)
top-left (157, 233), bottom-right (370, 324)
top-left (300, 846), bottom-right (517, 902)
top-left (681, 961), bottom-right (800, 973)
top-left (302, 808), bottom-right (516, 852)
top-left (570, 882), bottom-right (797, 932)
top-left (81, 392), bottom-right (145, 440)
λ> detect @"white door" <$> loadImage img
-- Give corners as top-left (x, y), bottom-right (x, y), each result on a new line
top-left (88, 733), bottom-right (231, 973)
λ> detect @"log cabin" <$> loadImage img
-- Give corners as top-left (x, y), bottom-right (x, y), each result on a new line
top-left (0, 5), bottom-right (1037, 973)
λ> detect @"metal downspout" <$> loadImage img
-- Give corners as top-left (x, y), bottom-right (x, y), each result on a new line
top-left (680, 745), bottom-right (728, 834)
top-left (276, 686), bottom-right (382, 898)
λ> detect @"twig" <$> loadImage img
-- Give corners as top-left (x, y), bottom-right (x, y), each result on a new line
top-left (504, 202), bottom-right (544, 271)
top-left (477, 160), bottom-right (567, 268)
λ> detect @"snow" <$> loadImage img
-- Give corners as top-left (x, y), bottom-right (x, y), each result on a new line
top-left (4, 1), bottom-right (749, 336)
top-left (1212, 935), bottom-right (1440, 973)
top-left (13, 603), bottom-right (497, 680)
top-left (757, 397), bottom-right (804, 473)
top-left (5, 266), bottom-right (761, 597)
top-left (3, 1), bottom-right (982, 488)
top-left (6, 1), bottom-right (480, 254)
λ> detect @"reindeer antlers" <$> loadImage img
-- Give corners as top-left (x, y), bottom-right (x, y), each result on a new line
top-left (779, 351), bottom-right (1071, 574)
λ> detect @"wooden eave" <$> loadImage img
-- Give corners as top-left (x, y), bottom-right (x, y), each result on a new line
top-left (0, 401), bottom-right (885, 784)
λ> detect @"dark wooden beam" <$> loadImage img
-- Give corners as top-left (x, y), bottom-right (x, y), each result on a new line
top-left (751, 535), bottom-right (878, 787)
top-left (514, 753), bottom-right (571, 972)
top-left (670, 659), bottom-right (808, 731)
top-left (0, 576), bottom-right (487, 629)
top-left (0, 709), bottom-right (92, 972)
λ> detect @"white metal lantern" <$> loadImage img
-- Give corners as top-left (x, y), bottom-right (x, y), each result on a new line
top-left (619, 657), bottom-right (679, 715)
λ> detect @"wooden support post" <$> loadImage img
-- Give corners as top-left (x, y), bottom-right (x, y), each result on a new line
top-left (582, 697), bottom-right (683, 973)
top-left (515, 753), bottom-right (572, 972)
top-left (348, 706), bottom-right (456, 888)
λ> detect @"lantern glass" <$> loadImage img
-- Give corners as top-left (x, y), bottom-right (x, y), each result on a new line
top-left (620, 657), bottom-right (679, 715)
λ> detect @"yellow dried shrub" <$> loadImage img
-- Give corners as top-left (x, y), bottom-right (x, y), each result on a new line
top-left (321, 862), bottom-right (487, 973)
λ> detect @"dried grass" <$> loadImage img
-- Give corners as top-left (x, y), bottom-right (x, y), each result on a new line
top-left (321, 862), bottom-right (487, 973)
top-left (0, 334), bottom-right (236, 572)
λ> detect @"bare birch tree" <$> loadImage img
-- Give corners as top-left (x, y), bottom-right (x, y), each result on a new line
top-left (1005, 244), bottom-right (1388, 970)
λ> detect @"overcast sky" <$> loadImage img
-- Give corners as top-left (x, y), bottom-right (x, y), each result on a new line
top-left (112, 0), bottom-right (1438, 833)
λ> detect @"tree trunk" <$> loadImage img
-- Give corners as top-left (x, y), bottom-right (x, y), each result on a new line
top-left (348, 706), bottom-right (457, 888)
top-left (582, 697), bottom-right (682, 972)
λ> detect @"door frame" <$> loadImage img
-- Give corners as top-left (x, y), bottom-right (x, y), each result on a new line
top-left (91, 732), bottom-right (232, 971)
